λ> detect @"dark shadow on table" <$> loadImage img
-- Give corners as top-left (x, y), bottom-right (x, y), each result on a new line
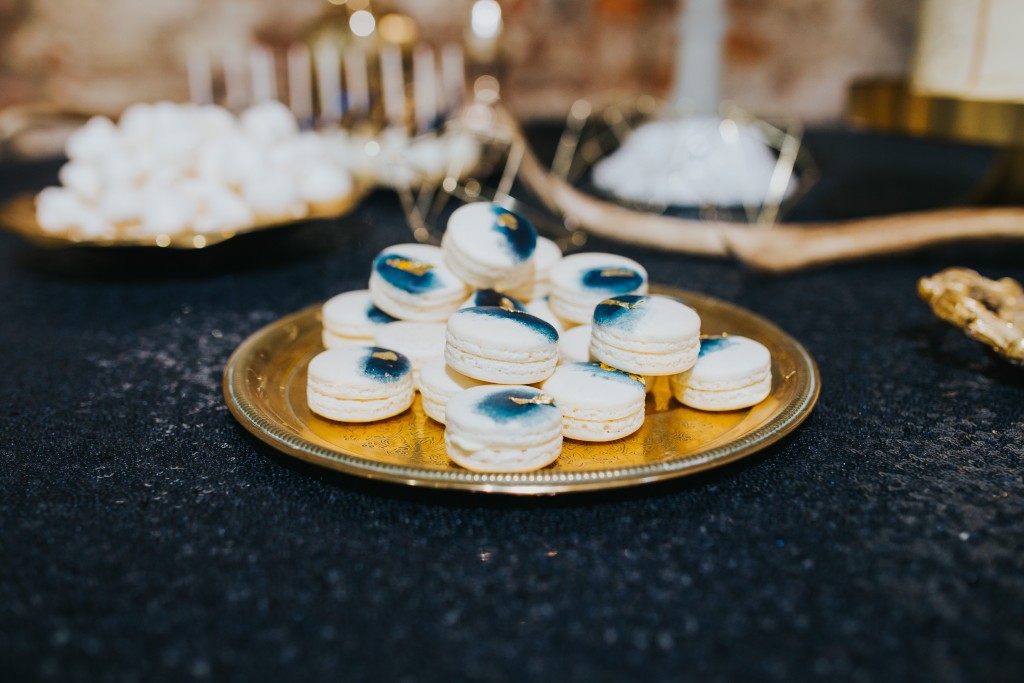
top-left (12, 212), bottom-right (374, 283)
top-left (903, 320), bottom-right (1024, 388)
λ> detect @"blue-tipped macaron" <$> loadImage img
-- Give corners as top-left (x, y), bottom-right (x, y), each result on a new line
top-left (548, 252), bottom-right (648, 324)
top-left (590, 294), bottom-right (701, 376)
top-left (445, 306), bottom-right (559, 384)
top-left (441, 202), bottom-right (537, 290)
top-left (541, 362), bottom-right (647, 441)
top-left (369, 243), bottom-right (468, 322)
top-left (321, 289), bottom-right (397, 348)
top-left (306, 346), bottom-right (414, 422)
top-left (444, 385), bottom-right (563, 472)
top-left (670, 335), bottom-right (772, 411)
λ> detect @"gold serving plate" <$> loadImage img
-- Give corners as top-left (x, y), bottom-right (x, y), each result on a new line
top-left (223, 286), bottom-right (820, 495)
top-left (0, 188), bottom-right (367, 249)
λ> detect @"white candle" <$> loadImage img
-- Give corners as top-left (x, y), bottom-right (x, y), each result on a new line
top-left (380, 44), bottom-right (406, 129)
top-left (250, 46), bottom-right (277, 103)
top-left (673, 0), bottom-right (725, 114)
top-left (315, 42), bottom-right (342, 126)
top-left (288, 44), bottom-right (313, 125)
top-left (441, 43), bottom-right (465, 113)
top-left (344, 46), bottom-right (370, 116)
top-left (413, 45), bottom-right (438, 132)
top-left (223, 46), bottom-right (249, 111)
top-left (186, 49), bottom-right (213, 105)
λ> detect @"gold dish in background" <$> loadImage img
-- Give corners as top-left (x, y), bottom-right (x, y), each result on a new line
top-left (0, 188), bottom-right (367, 249)
top-left (223, 285), bottom-right (820, 495)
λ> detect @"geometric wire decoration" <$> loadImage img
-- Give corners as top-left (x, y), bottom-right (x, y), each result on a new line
top-left (395, 87), bottom-right (586, 251)
top-left (551, 94), bottom-right (816, 227)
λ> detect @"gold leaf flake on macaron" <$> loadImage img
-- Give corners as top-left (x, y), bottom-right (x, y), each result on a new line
top-left (385, 258), bottom-right (434, 276)
top-left (509, 394), bottom-right (556, 406)
top-left (605, 297), bottom-right (646, 309)
top-left (371, 350), bottom-right (399, 361)
top-left (497, 213), bottom-right (519, 230)
top-left (498, 297), bottom-right (518, 311)
top-left (597, 362), bottom-right (644, 384)
top-left (600, 268), bottom-right (636, 278)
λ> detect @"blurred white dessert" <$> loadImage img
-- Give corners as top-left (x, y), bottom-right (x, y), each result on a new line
top-left (36, 100), bottom-right (357, 245)
top-left (591, 117), bottom-right (795, 208)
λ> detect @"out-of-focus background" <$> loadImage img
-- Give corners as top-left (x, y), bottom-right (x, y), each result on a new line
top-left (0, 0), bottom-right (919, 122)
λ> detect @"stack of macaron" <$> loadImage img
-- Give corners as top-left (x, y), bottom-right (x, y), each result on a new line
top-left (37, 100), bottom-right (356, 242)
top-left (307, 200), bottom-right (774, 473)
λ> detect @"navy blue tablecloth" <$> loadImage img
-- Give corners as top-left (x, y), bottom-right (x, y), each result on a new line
top-left (1, 127), bottom-right (1022, 682)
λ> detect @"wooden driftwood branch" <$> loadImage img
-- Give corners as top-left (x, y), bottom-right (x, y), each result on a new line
top-left (499, 107), bottom-right (1024, 272)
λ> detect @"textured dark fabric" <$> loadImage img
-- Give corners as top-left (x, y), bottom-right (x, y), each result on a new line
top-left (1, 128), bottom-right (1023, 683)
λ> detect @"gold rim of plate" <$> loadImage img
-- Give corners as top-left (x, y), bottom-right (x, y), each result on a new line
top-left (0, 187), bottom-right (367, 249)
top-left (223, 286), bottom-right (820, 495)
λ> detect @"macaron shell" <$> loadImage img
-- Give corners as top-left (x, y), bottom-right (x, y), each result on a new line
top-left (549, 282), bottom-right (651, 326)
top-left (506, 236), bottom-right (563, 302)
top-left (444, 433), bottom-right (562, 473)
top-left (445, 343), bottom-right (557, 384)
top-left (558, 325), bottom-right (592, 364)
top-left (590, 334), bottom-right (700, 376)
top-left (322, 289), bottom-right (396, 340)
top-left (444, 385), bottom-right (563, 472)
top-left (369, 243), bottom-right (468, 321)
top-left (591, 295), bottom-right (701, 344)
top-left (540, 361), bottom-right (645, 442)
top-left (687, 336), bottom-right (772, 388)
top-left (524, 297), bottom-right (567, 334)
top-left (672, 372), bottom-right (772, 411)
top-left (562, 410), bottom-right (644, 442)
top-left (540, 362), bottom-right (646, 421)
top-left (551, 252), bottom-right (647, 293)
top-left (308, 390), bottom-right (413, 422)
top-left (322, 328), bottom-right (372, 349)
top-left (442, 233), bottom-right (534, 290)
top-left (446, 307), bottom-right (559, 358)
top-left (443, 202), bottom-right (537, 268)
top-left (306, 346), bottom-right (415, 422)
top-left (445, 307), bottom-right (559, 383)
top-left (375, 321), bottom-right (447, 389)
top-left (418, 357), bottom-right (487, 424)
top-left (307, 346), bottom-right (413, 400)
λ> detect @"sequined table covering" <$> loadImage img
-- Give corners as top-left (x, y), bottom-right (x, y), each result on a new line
top-left (1, 128), bottom-right (1021, 682)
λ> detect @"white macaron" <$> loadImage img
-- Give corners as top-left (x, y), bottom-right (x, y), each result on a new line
top-left (548, 252), bottom-right (648, 324)
top-left (322, 289), bottom-right (397, 348)
top-left (418, 357), bottom-right (487, 424)
top-left (458, 289), bottom-right (526, 311)
top-left (508, 236), bottom-right (563, 302)
top-left (441, 202), bottom-right (537, 290)
top-left (558, 325), bottom-right (592, 364)
top-left (374, 321), bottom-right (447, 389)
top-left (670, 335), bottom-right (773, 411)
top-left (444, 385), bottom-right (563, 472)
top-left (369, 243), bottom-right (468, 322)
top-left (306, 346), bottom-right (414, 422)
top-left (590, 294), bottom-right (701, 376)
top-left (445, 307), bottom-right (559, 384)
top-left (523, 296), bottom-right (567, 335)
top-left (541, 362), bottom-right (647, 442)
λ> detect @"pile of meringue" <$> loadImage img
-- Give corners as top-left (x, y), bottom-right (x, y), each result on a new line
top-left (34, 100), bottom-right (482, 244)
top-left (36, 101), bottom-right (357, 242)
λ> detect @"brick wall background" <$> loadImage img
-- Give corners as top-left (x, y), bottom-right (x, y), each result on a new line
top-left (0, 0), bottom-right (920, 123)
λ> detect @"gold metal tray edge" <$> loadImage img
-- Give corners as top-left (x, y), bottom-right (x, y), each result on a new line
top-left (223, 288), bottom-right (821, 496)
